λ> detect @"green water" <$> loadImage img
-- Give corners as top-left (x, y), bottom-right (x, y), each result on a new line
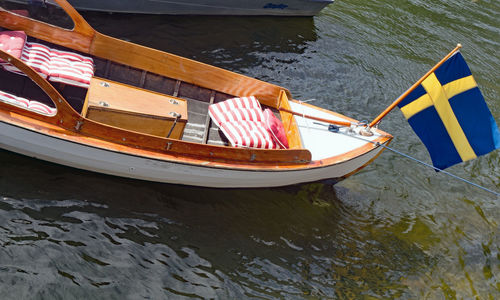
top-left (0, 0), bottom-right (499, 298)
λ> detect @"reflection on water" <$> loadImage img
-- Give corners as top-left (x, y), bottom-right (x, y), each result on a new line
top-left (82, 12), bottom-right (317, 72)
top-left (1, 0), bottom-right (499, 298)
top-left (0, 150), bottom-right (431, 298)
top-left (1, 146), bottom-right (497, 298)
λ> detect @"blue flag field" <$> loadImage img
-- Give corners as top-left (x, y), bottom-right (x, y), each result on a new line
top-left (397, 51), bottom-right (500, 170)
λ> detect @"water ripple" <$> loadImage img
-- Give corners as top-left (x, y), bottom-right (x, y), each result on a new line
top-left (1, 0), bottom-right (499, 298)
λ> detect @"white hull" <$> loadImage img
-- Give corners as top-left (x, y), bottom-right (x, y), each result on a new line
top-left (1, 121), bottom-right (385, 188)
top-left (67, 0), bottom-right (334, 16)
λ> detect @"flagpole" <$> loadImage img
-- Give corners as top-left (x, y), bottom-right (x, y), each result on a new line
top-left (368, 44), bottom-right (462, 128)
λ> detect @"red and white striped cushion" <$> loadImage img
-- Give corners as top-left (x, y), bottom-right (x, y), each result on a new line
top-left (208, 96), bottom-right (289, 149)
top-left (209, 107), bottom-right (264, 126)
top-left (0, 31), bottom-right (27, 64)
top-left (28, 101), bottom-right (57, 115)
top-left (209, 96), bottom-right (261, 123)
top-left (218, 96), bottom-right (261, 109)
top-left (48, 48), bottom-right (94, 88)
top-left (1, 34), bottom-right (94, 87)
top-left (219, 120), bottom-right (278, 149)
top-left (0, 90), bottom-right (56, 115)
top-left (0, 90), bottom-right (28, 108)
top-left (20, 42), bottom-right (51, 77)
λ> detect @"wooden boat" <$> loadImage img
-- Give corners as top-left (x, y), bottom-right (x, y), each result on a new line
top-left (45, 0), bottom-right (333, 16)
top-left (0, 0), bottom-right (392, 188)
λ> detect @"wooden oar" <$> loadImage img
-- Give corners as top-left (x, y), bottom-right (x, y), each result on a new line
top-left (278, 107), bottom-right (353, 127)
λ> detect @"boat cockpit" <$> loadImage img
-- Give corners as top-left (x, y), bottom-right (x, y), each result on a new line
top-left (0, 1), bottom-right (295, 150)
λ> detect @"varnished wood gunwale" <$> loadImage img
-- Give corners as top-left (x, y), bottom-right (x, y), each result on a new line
top-left (0, 6), bottom-right (94, 53)
top-left (0, 47), bottom-right (81, 125)
top-left (0, 107), bottom-right (391, 171)
top-left (90, 32), bottom-right (288, 107)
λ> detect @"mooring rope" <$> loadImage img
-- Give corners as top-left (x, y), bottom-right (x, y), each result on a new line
top-left (334, 127), bottom-right (499, 197)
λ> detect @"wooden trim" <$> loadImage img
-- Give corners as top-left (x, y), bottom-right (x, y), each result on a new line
top-left (81, 92), bottom-right (90, 117)
top-left (1, 105), bottom-right (312, 166)
top-left (53, 0), bottom-right (95, 36)
top-left (89, 32), bottom-right (289, 107)
top-left (278, 90), bottom-right (303, 149)
top-left (0, 48), bottom-right (80, 126)
top-left (0, 7), bottom-right (94, 53)
top-left (202, 90), bottom-right (216, 144)
top-left (173, 80), bottom-right (181, 97)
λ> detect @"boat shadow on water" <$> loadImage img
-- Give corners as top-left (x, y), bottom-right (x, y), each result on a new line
top-left (0, 149), bottom-right (342, 213)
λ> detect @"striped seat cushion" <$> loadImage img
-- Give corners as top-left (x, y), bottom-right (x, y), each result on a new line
top-left (0, 31), bottom-right (27, 64)
top-left (209, 96), bottom-right (288, 149)
top-left (0, 90), bottom-right (56, 115)
top-left (219, 120), bottom-right (279, 149)
top-left (0, 31), bottom-right (94, 88)
top-left (208, 96), bottom-right (261, 124)
top-left (19, 42), bottom-right (51, 77)
top-left (0, 90), bottom-right (29, 107)
top-left (48, 48), bottom-right (94, 88)
top-left (209, 107), bottom-right (264, 126)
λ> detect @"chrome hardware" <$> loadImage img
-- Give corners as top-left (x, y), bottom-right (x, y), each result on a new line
top-left (359, 126), bottom-right (374, 137)
top-left (98, 101), bottom-right (109, 107)
top-left (166, 113), bottom-right (182, 138)
top-left (169, 99), bottom-right (179, 105)
top-left (74, 120), bottom-right (83, 131)
top-left (100, 81), bottom-right (110, 87)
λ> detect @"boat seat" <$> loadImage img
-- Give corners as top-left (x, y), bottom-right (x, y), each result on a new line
top-left (0, 89), bottom-right (56, 115)
top-left (208, 96), bottom-right (288, 149)
top-left (0, 31), bottom-right (94, 88)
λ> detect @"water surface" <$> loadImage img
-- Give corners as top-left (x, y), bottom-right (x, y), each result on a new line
top-left (1, 0), bottom-right (499, 298)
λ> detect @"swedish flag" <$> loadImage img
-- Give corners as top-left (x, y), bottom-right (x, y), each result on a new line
top-left (398, 52), bottom-right (500, 170)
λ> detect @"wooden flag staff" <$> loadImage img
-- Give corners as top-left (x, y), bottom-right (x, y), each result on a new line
top-left (367, 44), bottom-right (463, 129)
